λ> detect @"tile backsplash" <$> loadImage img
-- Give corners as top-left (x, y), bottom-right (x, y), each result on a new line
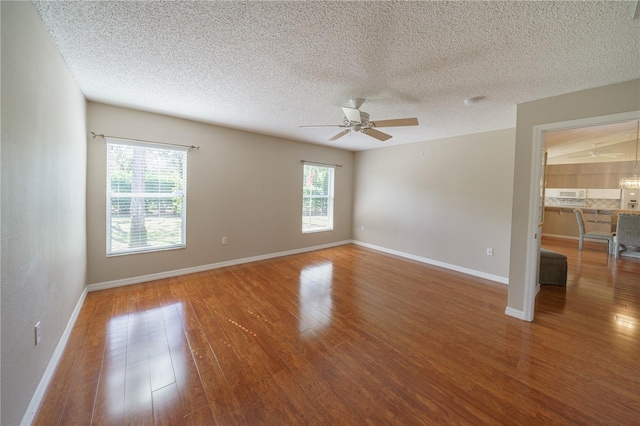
top-left (587, 198), bottom-right (622, 209)
top-left (545, 198), bottom-right (620, 209)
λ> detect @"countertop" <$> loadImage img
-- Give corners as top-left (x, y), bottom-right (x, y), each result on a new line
top-left (544, 206), bottom-right (640, 215)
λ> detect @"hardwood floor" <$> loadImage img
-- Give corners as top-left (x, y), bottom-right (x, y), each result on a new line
top-left (35, 242), bottom-right (639, 425)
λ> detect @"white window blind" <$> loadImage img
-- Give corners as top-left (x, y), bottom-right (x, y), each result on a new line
top-left (302, 164), bottom-right (334, 233)
top-left (106, 139), bottom-right (187, 255)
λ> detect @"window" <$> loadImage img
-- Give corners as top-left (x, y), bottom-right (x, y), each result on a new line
top-left (302, 164), bottom-right (334, 233)
top-left (106, 139), bottom-right (187, 255)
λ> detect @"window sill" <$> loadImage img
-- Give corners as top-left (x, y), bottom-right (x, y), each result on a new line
top-left (107, 244), bottom-right (186, 257)
top-left (302, 228), bottom-right (333, 234)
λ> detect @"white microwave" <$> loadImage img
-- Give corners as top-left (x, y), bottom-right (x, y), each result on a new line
top-left (554, 188), bottom-right (587, 199)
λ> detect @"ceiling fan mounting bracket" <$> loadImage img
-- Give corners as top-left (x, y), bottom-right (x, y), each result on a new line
top-left (349, 98), bottom-right (365, 109)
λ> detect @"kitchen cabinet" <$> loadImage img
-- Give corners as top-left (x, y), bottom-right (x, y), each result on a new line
top-left (587, 189), bottom-right (603, 199)
top-left (585, 188), bottom-right (622, 199)
top-left (546, 188), bottom-right (558, 198)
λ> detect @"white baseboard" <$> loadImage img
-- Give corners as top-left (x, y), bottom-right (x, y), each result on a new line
top-left (352, 240), bottom-right (509, 285)
top-left (87, 240), bottom-right (353, 291)
top-left (505, 306), bottom-right (527, 320)
top-left (21, 287), bottom-right (88, 426)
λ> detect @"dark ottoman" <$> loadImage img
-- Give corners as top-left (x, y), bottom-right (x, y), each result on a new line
top-left (539, 249), bottom-right (568, 286)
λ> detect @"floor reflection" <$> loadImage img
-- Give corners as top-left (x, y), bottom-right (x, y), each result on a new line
top-left (104, 302), bottom-right (184, 419)
top-left (299, 262), bottom-right (333, 332)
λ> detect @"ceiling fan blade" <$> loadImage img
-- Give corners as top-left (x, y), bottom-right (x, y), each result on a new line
top-left (300, 125), bottom-right (348, 128)
top-left (363, 128), bottom-right (392, 141)
top-left (568, 153), bottom-right (594, 158)
top-left (568, 150), bottom-right (624, 158)
top-left (329, 130), bottom-right (350, 141)
top-left (342, 106), bottom-right (362, 123)
top-left (371, 118), bottom-right (419, 128)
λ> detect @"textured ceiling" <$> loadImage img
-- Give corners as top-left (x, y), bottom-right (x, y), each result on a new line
top-left (33, 1), bottom-right (640, 151)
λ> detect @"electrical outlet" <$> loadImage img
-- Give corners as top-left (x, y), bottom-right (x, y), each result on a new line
top-left (360, 225), bottom-right (365, 231)
top-left (486, 248), bottom-right (494, 256)
top-left (35, 322), bottom-right (41, 345)
top-left (222, 237), bottom-right (227, 245)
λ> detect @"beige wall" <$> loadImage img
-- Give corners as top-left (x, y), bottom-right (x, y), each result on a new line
top-left (1, 3), bottom-right (88, 424)
top-left (353, 128), bottom-right (516, 281)
top-left (509, 79), bottom-right (640, 315)
top-left (87, 102), bottom-right (354, 284)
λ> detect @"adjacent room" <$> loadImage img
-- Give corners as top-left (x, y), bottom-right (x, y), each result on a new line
top-left (2, 1), bottom-right (639, 424)
top-left (542, 119), bottom-right (640, 258)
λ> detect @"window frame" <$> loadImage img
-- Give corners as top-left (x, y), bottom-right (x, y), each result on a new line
top-left (106, 138), bottom-right (188, 256)
top-left (302, 163), bottom-right (335, 234)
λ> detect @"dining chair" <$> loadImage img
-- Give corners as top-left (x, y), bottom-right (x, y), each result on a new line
top-left (614, 213), bottom-right (640, 259)
top-left (573, 208), bottom-right (615, 254)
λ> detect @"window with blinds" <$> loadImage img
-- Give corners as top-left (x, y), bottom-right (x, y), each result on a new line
top-left (106, 139), bottom-right (187, 255)
top-left (302, 164), bottom-right (334, 233)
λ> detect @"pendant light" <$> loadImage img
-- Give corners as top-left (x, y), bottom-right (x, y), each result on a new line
top-left (619, 120), bottom-right (640, 189)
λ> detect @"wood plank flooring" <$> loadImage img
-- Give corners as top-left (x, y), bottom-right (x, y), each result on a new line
top-left (35, 242), bottom-right (639, 425)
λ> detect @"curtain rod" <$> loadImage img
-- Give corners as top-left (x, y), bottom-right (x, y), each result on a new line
top-left (300, 160), bottom-right (343, 168)
top-left (91, 132), bottom-right (200, 150)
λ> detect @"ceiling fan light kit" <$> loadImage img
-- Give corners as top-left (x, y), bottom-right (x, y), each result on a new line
top-left (300, 99), bottom-right (419, 142)
top-left (619, 120), bottom-right (640, 189)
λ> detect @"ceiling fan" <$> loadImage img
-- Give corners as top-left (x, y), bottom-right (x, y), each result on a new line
top-left (568, 144), bottom-right (624, 158)
top-left (300, 98), bottom-right (419, 142)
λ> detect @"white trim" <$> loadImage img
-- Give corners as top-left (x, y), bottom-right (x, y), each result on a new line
top-left (352, 240), bottom-right (509, 285)
top-left (522, 125), bottom-right (547, 322)
top-left (88, 240), bottom-right (352, 291)
top-left (505, 306), bottom-right (526, 320)
top-left (523, 111), bottom-right (640, 322)
top-left (537, 111), bottom-right (640, 134)
top-left (21, 287), bottom-right (88, 426)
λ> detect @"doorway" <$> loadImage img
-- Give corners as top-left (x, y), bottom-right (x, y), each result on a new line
top-left (524, 111), bottom-right (640, 321)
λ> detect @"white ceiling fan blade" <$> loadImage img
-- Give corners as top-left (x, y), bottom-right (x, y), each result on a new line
top-left (342, 106), bottom-right (362, 123)
top-left (300, 124), bottom-right (348, 128)
top-left (371, 118), bottom-right (419, 128)
top-left (329, 130), bottom-right (350, 141)
top-left (363, 128), bottom-right (392, 141)
top-left (568, 150), bottom-right (623, 158)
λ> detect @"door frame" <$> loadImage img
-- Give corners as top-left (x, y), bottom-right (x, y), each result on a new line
top-left (523, 110), bottom-right (640, 321)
